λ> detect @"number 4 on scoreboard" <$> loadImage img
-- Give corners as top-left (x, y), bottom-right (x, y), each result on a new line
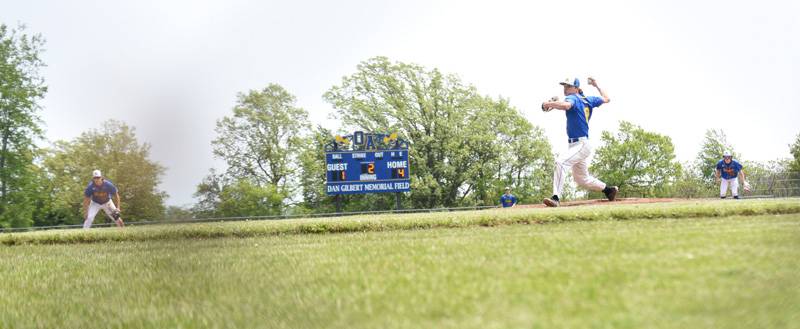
top-left (392, 168), bottom-right (405, 178)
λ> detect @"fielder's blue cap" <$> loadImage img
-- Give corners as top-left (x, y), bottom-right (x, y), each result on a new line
top-left (559, 78), bottom-right (580, 88)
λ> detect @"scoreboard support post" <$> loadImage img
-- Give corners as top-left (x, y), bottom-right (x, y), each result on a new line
top-left (395, 192), bottom-right (402, 211)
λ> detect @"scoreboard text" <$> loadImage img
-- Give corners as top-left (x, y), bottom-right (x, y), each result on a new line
top-left (325, 132), bottom-right (411, 195)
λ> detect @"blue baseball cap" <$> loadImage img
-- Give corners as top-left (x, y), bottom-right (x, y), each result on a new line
top-left (559, 78), bottom-right (580, 88)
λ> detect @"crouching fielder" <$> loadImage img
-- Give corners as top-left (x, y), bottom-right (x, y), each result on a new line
top-left (83, 169), bottom-right (125, 228)
top-left (540, 77), bottom-right (618, 207)
top-left (716, 150), bottom-right (747, 199)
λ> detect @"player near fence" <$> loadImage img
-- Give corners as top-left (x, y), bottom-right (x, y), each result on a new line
top-left (499, 187), bottom-right (518, 208)
top-left (716, 150), bottom-right (749, 199)
top-left (540, 77), bottom-right (618, 207)
top-left (82, 169), bottom-right (125, 229)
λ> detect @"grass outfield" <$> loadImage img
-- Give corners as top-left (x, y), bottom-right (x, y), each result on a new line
top-left (1, 199), bottom-right (799, 328)
top-left (2, 198), bottom-right (800, 245)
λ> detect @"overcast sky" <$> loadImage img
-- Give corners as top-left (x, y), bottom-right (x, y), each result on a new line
top-left (3, 0), bottom-right (798, 206)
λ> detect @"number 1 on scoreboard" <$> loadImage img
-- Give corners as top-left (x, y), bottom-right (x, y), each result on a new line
top-left (331, 170), bottom-right (346, 181)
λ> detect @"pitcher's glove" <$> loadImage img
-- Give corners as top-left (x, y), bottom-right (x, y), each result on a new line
top-left (112, 210), bottom-right (121, 220)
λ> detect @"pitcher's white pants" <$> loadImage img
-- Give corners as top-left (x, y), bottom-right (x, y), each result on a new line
top-left (84, 200), bottom-right (118, 229)
top-left (720, 178), bottom-right (739, 197)
top-left (553, 139), bottom-right (607, 198)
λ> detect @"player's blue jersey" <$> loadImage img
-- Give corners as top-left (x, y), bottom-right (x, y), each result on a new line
top-left (716, 159), bottom-right (743, 179)
top-left (500, 194), bottom-right (517, 207)
top-left (564, 94), bottom-right (604, 139)
top-left (84, 180), bottom-right (118, 204)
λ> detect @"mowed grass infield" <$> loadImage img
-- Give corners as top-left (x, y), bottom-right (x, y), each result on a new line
top-left (1, 199), bottom-right (799, 328)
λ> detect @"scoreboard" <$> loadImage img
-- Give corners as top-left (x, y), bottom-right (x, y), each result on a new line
top-left (325, 132), bottom-right (411, 195)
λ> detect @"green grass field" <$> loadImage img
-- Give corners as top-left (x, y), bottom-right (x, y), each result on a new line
top-left (2, 199), bottom-right (799, 328)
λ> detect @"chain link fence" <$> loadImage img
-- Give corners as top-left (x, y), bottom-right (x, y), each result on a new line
top-left (745, 172), bottom-right (800, 198)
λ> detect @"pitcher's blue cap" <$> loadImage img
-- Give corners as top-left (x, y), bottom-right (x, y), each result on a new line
top-left (559, 78), bottom-right (580, 88)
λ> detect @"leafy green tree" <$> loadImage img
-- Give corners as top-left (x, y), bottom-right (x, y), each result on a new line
top-left (0, 24), bottom-right (47, 227)
top-left (216, 179), bottom-right (286, 217)
top-left (790, 133), bottom-right (800, 173)
top-left (671, 162), bottom-right (714, 198)
top-left (324, 57), bottom-right (552, 208)
top-left (591, 121), bottom-right (681, 197)
top-left (294, 126), bottom-right (337, 213)
top-left (212, 84), bottom-right (309, 190)
top-left (460, 99), bottom-right (554, 206)
top-left (40, 120), bottom-right (167, 223)
top-left (695, 129), bottom-right (736, 185)
top-left (164, 205), bottom-right (193, 221)
top-left (197, 84), bottom-right (309, 216)
top-left (496, 115), bottom-right (553, 204)
top-left (29, 159), bottom-right (74, 227)
top-left (192, 168), bottom-right (226, 218)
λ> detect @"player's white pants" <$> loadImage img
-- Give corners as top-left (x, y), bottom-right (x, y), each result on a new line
top-left (84, 200), bottom-right (118, 229)
top-left (553, 138), bottom-right (607, 198)
top-left (720, 178), bottom-right (739, 198)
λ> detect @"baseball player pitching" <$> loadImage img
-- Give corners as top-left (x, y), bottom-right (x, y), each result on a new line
top-left (82, 169), bottom-right (125, 228)
top-left (716, 150), bottom-right (748, 199)
top-left (540, 77), bottom-right (618, 207)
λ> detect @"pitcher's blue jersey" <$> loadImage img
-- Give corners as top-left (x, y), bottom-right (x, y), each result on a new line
top-left (716, 160), bottom-right (743, 179)
top-left (564, 94), bottom-right (604, 139)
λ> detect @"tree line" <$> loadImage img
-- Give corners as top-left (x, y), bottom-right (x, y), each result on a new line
top-left (2, 25), bottom-right (799, 228)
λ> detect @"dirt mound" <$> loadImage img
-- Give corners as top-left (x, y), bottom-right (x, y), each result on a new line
top-left (517, 198), bottom-right (681, 208)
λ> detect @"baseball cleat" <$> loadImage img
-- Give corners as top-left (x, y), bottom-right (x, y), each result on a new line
top-left (543, 198), bottom-right (559, 207)
top-left (603, 186), bottom-right (619, 201)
